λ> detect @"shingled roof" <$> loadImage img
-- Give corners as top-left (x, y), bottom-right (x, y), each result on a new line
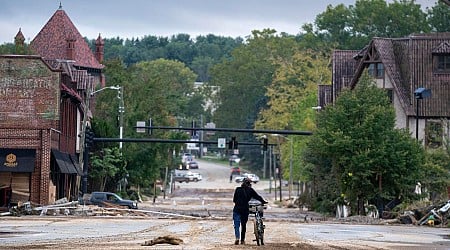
top-left (30, 7), bottom-right (103, 69)
top-left (344, 33), bottom-right (450, 118)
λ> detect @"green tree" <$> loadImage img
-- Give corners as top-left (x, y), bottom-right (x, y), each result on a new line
top-left (90, 147), bottom-right (125, 192)
top-left (384, 0), bottom-right (430, 37)
top-left (210, 29), bottom-right (297, 130)
top-left (421, 149), bottom-right (450, 202)
top-left (315, 3), bottom-right (354, 48)
top-left (123, 59), bottom-right (197, 188)
top-left (427, 1), bottom-right (450, 32)
top-left (305, 74), bottom-right (425, 215)
top-left (255, 49), bottom-right (331, 182)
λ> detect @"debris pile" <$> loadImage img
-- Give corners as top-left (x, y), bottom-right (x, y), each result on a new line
top-left (142, 235), bottom-right (183, 246)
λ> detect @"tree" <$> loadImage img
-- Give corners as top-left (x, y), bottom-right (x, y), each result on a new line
top-left (210, 29), bottom-right (297, 130)
top-left (305, 74), bottom-right (425, 215)
top-left (254, 48), bottom-right (331, 182)
top-left (123, 59), bottom-right (197, 188)
top-left (90, 147), bottom-right (125, 192)
top-left (315, 3), bottom-right (354, 48)
top-left (427, 1), bottom-right (450, 32)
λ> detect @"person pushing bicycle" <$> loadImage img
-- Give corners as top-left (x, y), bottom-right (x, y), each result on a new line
top-left (232, 178), bottom-right (268, 245)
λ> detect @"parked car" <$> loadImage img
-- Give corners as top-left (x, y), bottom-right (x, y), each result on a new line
top-left (188, 161), bottom-right (199, 169)
top-left (231, 166), bottom-right (241, 175)
top-left (89, 191), bottom-right (138, 209)
top-left (182, 153), bottom-right (194, 163)
top-left (235, 173), bottom-right (260, 184)
top-left (229, 154), bottom-right (240, 163)
top-left (185, 171), bottom-right (202, 182)
top-left (173, 170), bottom-right (190, 183)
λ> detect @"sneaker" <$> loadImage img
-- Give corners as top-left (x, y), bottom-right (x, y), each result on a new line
top-left (241, 240), bottom-right (245, 245)
top-left (234, 239), bottom-right (239, 245)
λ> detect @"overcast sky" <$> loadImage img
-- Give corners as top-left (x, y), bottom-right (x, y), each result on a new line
top-left (0, 0), bottom-right (437, 44)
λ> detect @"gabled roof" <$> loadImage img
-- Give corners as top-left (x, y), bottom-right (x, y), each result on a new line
top-left (347, 33), bottom-right (450, 118)
top-left (432, 41), bottom-right (450, 54)
top-left (30, 8), bottom-right (103, 69)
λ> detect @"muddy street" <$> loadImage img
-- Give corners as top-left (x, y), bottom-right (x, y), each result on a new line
top-left (0, 159), bottom-right (449, 249)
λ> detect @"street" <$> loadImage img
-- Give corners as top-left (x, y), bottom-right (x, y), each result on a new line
top-left (0, 159), bottom-right (449, 249)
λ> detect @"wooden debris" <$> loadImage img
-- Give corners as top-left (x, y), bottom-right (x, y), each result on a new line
top-left (142, 235), bottom-right (183, 246)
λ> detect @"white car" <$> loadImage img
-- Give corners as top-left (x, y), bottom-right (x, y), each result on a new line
top-left (229, 154), bottom-right (240, 163)
top-left (235, 173), bottom-right (259, 184)
top-left (182, 153), bottom-right (194, 163)
top-left (185, 171), bottom-right (202, 182)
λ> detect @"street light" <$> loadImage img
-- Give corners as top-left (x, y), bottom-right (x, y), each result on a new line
top-left (91, 85), bottom-right (124, 149)
top-left (273, 134), bottom-right (293, 200)
top-left (414, 87), bottom-right (431, 140)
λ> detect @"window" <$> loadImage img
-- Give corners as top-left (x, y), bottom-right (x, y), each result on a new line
top-left (436, 54), bottom-right (450, 72)
top-left (367, 63), bottom-right (384, 78)
top-left (425, 120), bottom-right (443, 148)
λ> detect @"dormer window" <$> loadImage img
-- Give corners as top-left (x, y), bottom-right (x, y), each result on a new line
top-left (436, 54), bottom-right (450, 72)
top-left (368, 63), bottom-right (384, 78)
top-left (432, 42), bottom-right (450, 73)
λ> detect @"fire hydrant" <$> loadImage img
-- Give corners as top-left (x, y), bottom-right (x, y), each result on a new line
top-left (427, 214), bottom-right (435, 226)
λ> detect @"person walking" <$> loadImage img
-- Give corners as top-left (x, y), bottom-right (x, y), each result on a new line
top-left (232, 178), bottom-right (267, 245)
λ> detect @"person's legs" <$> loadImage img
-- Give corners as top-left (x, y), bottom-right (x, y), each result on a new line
top-left (233, 211), bottom-right (241, 244)
top-left (240, 213), bottom-right (249, 244)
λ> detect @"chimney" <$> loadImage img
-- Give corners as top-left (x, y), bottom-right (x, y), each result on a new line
top-left (95, 33), bottom-right (104, 63)
top-left (66, 38), bottom-right (76, 60)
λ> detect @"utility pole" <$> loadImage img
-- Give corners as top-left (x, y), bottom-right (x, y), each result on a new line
top-left (118, 86), bottom-right (124, 150)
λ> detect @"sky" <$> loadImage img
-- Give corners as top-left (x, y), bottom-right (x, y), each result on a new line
top-left (0, 0), bottom-right (438, 44)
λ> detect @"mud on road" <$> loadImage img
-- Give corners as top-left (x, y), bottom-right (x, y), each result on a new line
top-left (1, 159), bottom-right (448, 249)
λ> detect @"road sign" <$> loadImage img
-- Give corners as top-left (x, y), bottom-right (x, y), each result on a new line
top-left (218, 138), bottom-right (226, 148)
top-left (136, 121), bottom-right (146, 133)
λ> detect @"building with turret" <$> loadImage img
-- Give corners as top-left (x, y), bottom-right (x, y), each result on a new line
top-left (0, 5), bottom-right (104, 208)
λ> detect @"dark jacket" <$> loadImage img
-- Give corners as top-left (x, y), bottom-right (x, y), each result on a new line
top-left (233, 186), bottom-right (265, 214)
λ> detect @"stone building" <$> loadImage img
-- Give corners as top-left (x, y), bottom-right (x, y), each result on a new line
top-left (0, 5), bottom-right (104, 208)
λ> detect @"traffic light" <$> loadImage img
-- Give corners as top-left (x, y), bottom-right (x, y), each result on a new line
top-left (228, 137), bottom-right (238, 149)
top-left (263, 138), bottom-right (268, 151)
top-left (148, 118), bottom-right (152, 135)
top-left (191, 120), bottom-right (196, 137)
top-left (85, 127), bottom-right (95, 147)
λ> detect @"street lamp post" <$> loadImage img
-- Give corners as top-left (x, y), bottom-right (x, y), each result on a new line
top-left (413, 88), bottom-right (431, 141)
top-left (91, 85), bottom-right (124, 149)
top-left (273, 134), bottom-right (294, 200)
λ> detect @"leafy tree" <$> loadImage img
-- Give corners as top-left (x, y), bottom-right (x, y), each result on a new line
top-left (312, 0), bottom-right (434, 50)
top-left (384, 0), bottom-right (430, 37)
top-left (122, 59), bottom-right (198, 188)
top-left (305, 74), bottom-right (425, 215)
top-left (315, 3), bottom-right (354, 48)
top-left (421, 148), bottom-right (450, 202)
top-left (427, 1), bottom-right (450, 32)
top-left (255, 48), bottom-right (331, 182)
top-left (90, 147), bottom-right (125, 192)
top-left (210, 29), bottom-right (295, 130)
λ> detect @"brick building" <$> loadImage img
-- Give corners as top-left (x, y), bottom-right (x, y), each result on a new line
top-left (0, 5), bottom-right (104, 208)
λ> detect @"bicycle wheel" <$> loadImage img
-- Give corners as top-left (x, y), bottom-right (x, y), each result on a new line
top-left (253, 219), bottom-right (261, 246)
top-left (257, 219), bottom-right (264, 245)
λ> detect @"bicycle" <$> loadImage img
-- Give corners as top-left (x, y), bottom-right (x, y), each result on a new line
top-left (249, 200), bottom-right (266, 246)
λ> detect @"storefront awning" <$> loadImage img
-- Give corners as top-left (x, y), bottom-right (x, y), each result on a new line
top-left (70, 154), bottom-right (83, 175)
top-left (51, 150), bottom-right (79, 175)
top-left (0, 149), bottom-right (36, 172)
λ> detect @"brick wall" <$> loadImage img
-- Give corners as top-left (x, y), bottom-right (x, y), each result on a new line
top-left (0, 56), bottom-right (61, 205)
